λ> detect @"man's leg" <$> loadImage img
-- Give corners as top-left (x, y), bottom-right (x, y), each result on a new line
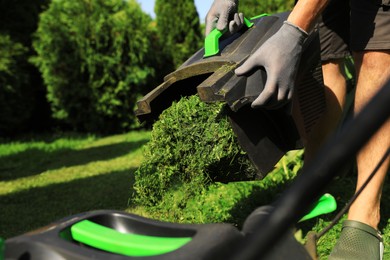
top-left (348, 50), bottom-right (390, 228)
top-left (328, 0), bottom-right (390, 256)
top-left (329, 51), bottom-right (390, 260)
top-left (300, 0), bottom-right (350, 162)
top-left (303, 59), bottom-right (347, 162)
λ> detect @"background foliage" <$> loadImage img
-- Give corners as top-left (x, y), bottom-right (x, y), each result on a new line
top-left (0, 0), bottom-right (297, 136)
top-left (32, 0), bottom-right (157, 133)
top-left (0, 35), bottom-right (30, 135)
top-left (154, 0), bottom-right (203, 69)
top-left (0, 0), bottom-right (51, 136)
top-left (240, 0), bottom-right (295, 17)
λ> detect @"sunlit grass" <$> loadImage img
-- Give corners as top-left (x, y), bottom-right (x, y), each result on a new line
top-left (0, 131), bottom-right (150, 238)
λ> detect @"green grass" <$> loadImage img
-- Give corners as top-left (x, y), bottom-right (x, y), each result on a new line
top-left (1, 131), bottom-right (389, 259)
top-left (131, 150), bottom-right (302, 224)
top-left (0, 131), bottom-right (150, 238)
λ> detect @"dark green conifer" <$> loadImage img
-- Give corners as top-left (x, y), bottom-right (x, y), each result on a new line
top-left (33, 0), bottom-right (156, 133)
top-left (155, 0), bottom-right (203, 69)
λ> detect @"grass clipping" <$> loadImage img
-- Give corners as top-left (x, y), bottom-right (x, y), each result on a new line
top-left (132, 95), bottom-right (255, 209)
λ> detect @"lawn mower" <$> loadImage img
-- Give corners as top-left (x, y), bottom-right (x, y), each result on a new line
top-left (3, 12), bottom-right (390, 260)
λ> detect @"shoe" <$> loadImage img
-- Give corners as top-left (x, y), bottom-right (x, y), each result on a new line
top-left (328, 220), bottom-right (383, 260)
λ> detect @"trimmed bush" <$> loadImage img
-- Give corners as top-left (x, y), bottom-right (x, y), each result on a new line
top-left (133, 95), bottom-right (256, 207)
top-left (32, 0), bottom-right (156, 133)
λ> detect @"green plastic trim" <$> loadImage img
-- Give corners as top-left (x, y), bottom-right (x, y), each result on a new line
top-left (204, 28), bottom-right (225, 58)
top-left (243, 17), bottom-right (255, 28)
top-left (299, 193), bottom-right (337, 222)
top-left (70, 220), bottom-right (192, 257)
top-left (250, 13), bottom-right (269, 20)
top-left (204, 16), bottom-right (258, 58)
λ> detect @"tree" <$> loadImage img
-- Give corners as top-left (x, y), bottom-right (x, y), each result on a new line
top-left (240, 0), bottom-right (295, 17)
top-left (33, 0), bottom-right (157, 133)
top-left (0, 0), bottom-right (51, 136)
top-left (0, 34), bottom-right (30, 135)
top-left (155, 0), bottom-right (203, 69)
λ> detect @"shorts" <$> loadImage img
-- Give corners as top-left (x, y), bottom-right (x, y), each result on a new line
top-left (318, 0), bottom-right (390, 61)
top-left (350, 0), bottom-right (390, 51)
top-left (318, 0), bottom-right (350, 61)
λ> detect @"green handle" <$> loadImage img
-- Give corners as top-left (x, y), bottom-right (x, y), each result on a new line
top-left (204, 17), bottom-right (256, 58)
top-left (299, 193), bottom-right (337, 222)
top-left (71, 220), bottom-right (192, 257)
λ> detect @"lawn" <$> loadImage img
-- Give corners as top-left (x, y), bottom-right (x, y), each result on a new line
top-left (0, 131), bottom-right (150, 238)
top-left (1, 131), bottom-right (389, 259)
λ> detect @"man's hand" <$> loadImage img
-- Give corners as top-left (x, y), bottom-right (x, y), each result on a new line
top-left (235, 21), bottom-right (308, 109)
top-left (205, 0), bottom-right (243, 36)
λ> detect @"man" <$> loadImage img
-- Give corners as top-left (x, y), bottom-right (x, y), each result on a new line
top-left (205, 0), bottom-right (390, 258)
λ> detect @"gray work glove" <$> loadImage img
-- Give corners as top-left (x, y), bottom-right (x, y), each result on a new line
top-left (205, 0), bottom-right (243, 36)
top-left (235, 21), bottom-right (308, 109)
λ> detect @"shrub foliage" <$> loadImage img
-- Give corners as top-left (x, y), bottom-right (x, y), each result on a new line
top-left (33, 0), bottom-right (156, 133)
top-left (133, 95), bottom-right (255, 207)
top-left (0, 34), bottom-right (32, 135)
top-left (0, 0), bottom-right (51, 136)
top-left (155, 0), bottom-right (203, 69)
top-left (240, 0), bottom-right (295, 17)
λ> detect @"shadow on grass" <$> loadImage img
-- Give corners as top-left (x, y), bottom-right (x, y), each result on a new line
top-left (226, 170), bottom-right (390, 232)
top-left (225, 177), bottom-right (295, 228)
top-left (0, 139), bottom-right (148, 181)
top-left (226, 175), bottom-right (357, 231)
top-left (0, 168), bottom-right (136, 238)
top-left (225, 171), bottom-right (390, 257)
top-left (296, 172), bottom-right (390, 234)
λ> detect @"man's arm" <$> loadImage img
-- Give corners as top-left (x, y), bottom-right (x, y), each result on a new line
top-left (288, 0), bottom-right (330, 32)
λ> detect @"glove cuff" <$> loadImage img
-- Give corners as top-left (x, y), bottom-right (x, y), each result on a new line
top-left (282, 21), bottom-right (308, 44)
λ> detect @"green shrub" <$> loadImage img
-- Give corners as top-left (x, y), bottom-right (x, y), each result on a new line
top-left (132, 95), bottom-right (256, 207)
top-left (0, 34), bottom-right (33, 135)
top-left (0, 0), bottom-right (50, 48)
top-left (155, 0), bottom-right (203, 69)
top-left (0, 0), bottom-right (52, 136)
top-left (240, 0), bottom-right (295, 17)
top-left (32, 0), bottom-right (156, 133)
